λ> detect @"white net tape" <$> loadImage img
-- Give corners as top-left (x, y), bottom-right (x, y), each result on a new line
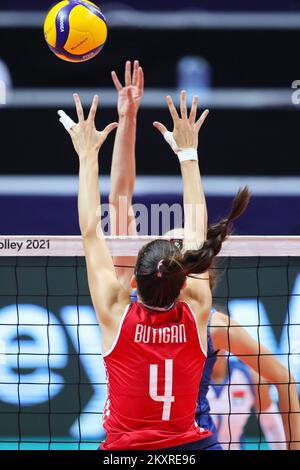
top-left (0, 236), bottom-right (299, 257)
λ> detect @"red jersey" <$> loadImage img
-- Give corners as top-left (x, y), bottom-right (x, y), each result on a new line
top-left (100, 300), bottom-right (211, 450)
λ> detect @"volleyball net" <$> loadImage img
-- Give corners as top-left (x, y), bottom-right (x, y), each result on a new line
top-left (0, 236), bottom-right (299, 450)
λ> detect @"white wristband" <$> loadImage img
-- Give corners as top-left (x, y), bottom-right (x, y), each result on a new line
top-left (163, 131), bottom-right (198, 162)
top-left (177, 148), bottom-right (198, 162)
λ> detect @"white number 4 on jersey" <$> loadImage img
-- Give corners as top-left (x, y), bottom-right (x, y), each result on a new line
top-left (149, 359), bottom-right (175, 421)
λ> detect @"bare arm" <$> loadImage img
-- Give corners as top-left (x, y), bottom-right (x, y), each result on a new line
top-left (59, 94), bottom-right (129, 339)
top-left (251, 370), bottom-right (272, 412)
top-left (154, 92), bottom-right (209, 249)
top-left (250, 370), bottom-right (286, 450)
top-left (177, 93), bottom-right (208, 249)
top-left (211, 311), bottom-right (300, 449)
top-left (154, 92), bottom-right (210, 307)
top-left (153, 92), bottom-right (211, 350)
top-left (180, 161), bottom-right (207, 249)
top-left (179, 157), bottom-right (212, 314)
top-left (109, 61), bottom-right (144, 290)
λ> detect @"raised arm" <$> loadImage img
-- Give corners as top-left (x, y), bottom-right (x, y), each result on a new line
top-left (153, 91), bottom-right (211, 306)
top-left (110, 60), bottom-right (143, 212)
top-left (154, 92), bottom-right (209, 247)
top-left (58, 94), bottom-right (129, 335)
top-left (109, 60), bottom-right (144, 290)
top-left (211, 311), bottom-right (300, 450)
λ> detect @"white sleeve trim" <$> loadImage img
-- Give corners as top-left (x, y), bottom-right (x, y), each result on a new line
top-left (102, 304), bottom-right (131, 358)
top-left (183, 301), bottom-right (207, 357)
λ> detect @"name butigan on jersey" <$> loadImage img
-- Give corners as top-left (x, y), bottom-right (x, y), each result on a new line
top-left (134, 323), bottom-right (187, 344)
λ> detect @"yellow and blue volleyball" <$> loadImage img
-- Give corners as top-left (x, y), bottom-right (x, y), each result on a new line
top-left (44, 0), bottom-right (107, 62)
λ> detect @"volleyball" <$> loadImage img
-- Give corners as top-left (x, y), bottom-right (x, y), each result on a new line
top-left (44, 0), bottom-right (108, 63)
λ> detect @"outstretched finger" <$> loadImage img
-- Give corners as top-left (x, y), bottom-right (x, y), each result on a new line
top-left (137, 66), bottom-right (144, 93)
top-left (189, 95), bottom-right (198, 124)
top-left (125, 60), bottom-right (131, 86)
top-left (166, 95), bottom-right (179, 123)
top-left (195, 109), bottom-right (209, 131)
top-left (153, 121), bottom-right (168, 135)
top-left (180, 90), bottom-right (188, 120)
top-left (111, 71), bottom-right (122, 91)
top-left (102, 122), bottom-right (119, 135)
top-left (88, 95), bottom-right (99, 122)
top-left (58, 110), bottom-right (76, 133)
top-left (73, 93), bottom-right (84, 122)
top-left (132, 60), bottom-right (139, 86)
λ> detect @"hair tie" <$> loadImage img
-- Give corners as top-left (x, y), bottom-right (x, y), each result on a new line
top-left (156, 259), bottom-right (164, 278)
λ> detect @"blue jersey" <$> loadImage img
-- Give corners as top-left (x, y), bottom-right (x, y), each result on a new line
top-left (206, 358), bottom-right (255, 450)
top-left (195, 309), bottom-right (255, 449)
top-left (195, 308), bottom-right (218, 434)
top-left (130, 290), bottom-right (138, 303)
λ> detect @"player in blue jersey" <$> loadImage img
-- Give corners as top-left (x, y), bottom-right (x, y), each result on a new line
top-left (208, 356), bottom-right (258, 450)
top-left (197, 309), bottom-right (286, 450)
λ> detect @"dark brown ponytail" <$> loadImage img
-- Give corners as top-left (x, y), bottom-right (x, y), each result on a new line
top-left (135, 187), bottom-right (250, 307)
top-left (180, 186), bottom-right (250, 276)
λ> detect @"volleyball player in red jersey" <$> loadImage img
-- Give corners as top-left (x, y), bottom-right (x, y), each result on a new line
top-left (59, 78), bottom-right (250, 449)
top-left (105, 61), bottom-right (300, 450)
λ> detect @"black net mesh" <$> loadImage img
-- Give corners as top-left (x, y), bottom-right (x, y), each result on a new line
top-left (0, 255), bottom-right (299, 450)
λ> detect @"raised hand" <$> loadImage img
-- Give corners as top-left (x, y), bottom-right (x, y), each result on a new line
top-left (153, 91), bottom-right (209, 152)
top-left (58, 93), bottom-right (118, 157)
top-left (111, 60), bottom-right (144, 119)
